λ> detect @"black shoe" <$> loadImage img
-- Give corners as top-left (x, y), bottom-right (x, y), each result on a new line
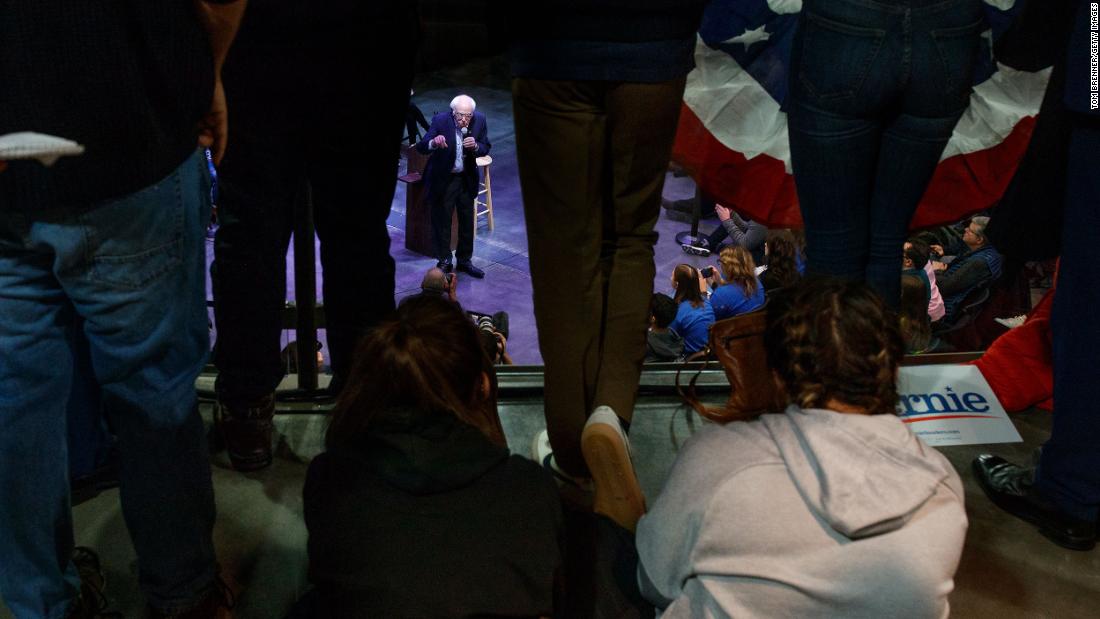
top-left (972, 454), bottom-right (1097, 551)
top-left (457, 261), bottom-right (484, 279)
top-left (436, 259), bottom-right (453, 274)
top-left (215, 394), bottom-right (276, 472)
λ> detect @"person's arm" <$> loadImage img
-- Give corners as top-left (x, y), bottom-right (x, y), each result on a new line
top-left (937, 259), bottom-right (992, 297)
top-left (194, 0), bottom-right (247, 165)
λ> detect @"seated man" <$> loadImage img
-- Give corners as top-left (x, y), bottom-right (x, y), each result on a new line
top-left (645, 293), bottom-right (684, 363)
top-left (932, 216), bottom-right (1002, 323)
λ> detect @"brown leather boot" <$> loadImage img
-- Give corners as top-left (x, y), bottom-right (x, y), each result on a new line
top-left (215, 394), bottom-right (275, 472)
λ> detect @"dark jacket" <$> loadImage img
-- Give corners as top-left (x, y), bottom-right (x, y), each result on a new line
top-left (986, 0), bottom-right (1079, 261)
top-left (939, 245), bottom-right (1004, 321)
top-left (304, 406), bottom-right (562, 618)
top-left (415, 111), bottom-right (491, 201)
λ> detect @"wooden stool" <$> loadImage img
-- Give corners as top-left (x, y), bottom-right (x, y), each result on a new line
top-left (474, 155), bottom-right (494, 235)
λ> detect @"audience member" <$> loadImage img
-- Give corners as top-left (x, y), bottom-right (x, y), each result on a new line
top-left (211, 2), bottom-right (419, 470)
top-left (901, 244), bottom-right (932, 303)
top-left (787, 0), bottom-right (984, 307)
top-left (682, 205), bottom-right (767, 261)
top-left (594, 277), bottom-right (966, 616)
top-left (974, 0), bottom-right (1099, 552)
top-left (900, 273), bottom-right (935, 354)
top-left (415, 267), bottom-right (459, 303)
top-left (507, 0), bottom-right (707, 485)
top-left (303, 295), bottom-right (562, 617)
top-left (416, 94), bottom-right (491, 279)
top-left (0, 2), bottom-right (246, 616)
top-left (645, 293), bottom-right (684, 363)
top-left (905, 238), bottom-right (946, 321)
top-left (710, 246), bottom-right (765, 321)
top-left (932, 216), bottom-right (1003, 323)
top-left (668, 265), bottom-right (716, 356)
top-left (760, 230), bottom-right (803, 292)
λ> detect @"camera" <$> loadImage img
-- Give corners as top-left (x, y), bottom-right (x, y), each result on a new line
top-left (700, 266), bottom-right (715, 278)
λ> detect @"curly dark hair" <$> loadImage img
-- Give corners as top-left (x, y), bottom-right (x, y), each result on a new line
top-left (764, 277), bottom-right (904, 416)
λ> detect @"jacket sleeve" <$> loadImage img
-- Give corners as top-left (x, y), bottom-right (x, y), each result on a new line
top-left (415, 115), bottom-right (440, 154)
top-left (475, 115), bottom-right (491, 157)
top-left (721, 217), bottom-right (766, 251)
top-left (937, 259), bottom-right (991, 297)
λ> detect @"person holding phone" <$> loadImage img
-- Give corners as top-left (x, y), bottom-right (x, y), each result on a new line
top-left (667, 265), bottom-right (715, 356)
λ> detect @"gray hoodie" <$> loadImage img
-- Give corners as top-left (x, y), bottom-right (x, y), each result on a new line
top-left (636, 406), bottom-right (967, 618)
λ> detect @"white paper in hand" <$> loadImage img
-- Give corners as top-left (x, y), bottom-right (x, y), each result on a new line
top-left (0, 132), bottom-right (85, 166)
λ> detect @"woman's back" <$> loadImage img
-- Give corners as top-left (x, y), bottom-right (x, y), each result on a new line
top-left (636, 407), bottom-right (966, 618)
top-left (305, 406), bottom-right (562, 618)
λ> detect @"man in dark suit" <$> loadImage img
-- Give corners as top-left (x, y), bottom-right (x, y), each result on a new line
top-left (416, 94), bottom-right (491, 278)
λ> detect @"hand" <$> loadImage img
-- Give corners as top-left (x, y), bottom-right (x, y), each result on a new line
top-left (462, 137), bottom-right (476, 150)
top-left (931, 260), bottom-right (947, 272)
top-left (930, 244), bottom-right (945, 257)
top-left (714, 204), bottom-right (731, 222)
top-left (197, 78), bottom-right (228, 165)
top-left (431, 135), bottom-right (448, 149)
top-left (447, 273), bottom-right (458, 302)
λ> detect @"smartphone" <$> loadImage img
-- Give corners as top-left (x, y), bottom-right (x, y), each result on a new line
top-left (447, 273), bottom-right (455, 285)
top-left (700, 266), bottom-right (715, 278)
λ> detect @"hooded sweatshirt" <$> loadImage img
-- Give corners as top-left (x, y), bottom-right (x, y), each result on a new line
top-left (304, 407), bottom-right (563, 618)
top-left (636, 406), bottom-right (967, 619)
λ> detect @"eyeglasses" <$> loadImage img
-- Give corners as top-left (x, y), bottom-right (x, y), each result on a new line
top-left (454, 112), bottom-right (473, 119)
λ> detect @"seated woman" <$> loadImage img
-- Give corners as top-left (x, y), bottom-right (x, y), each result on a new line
top-left (629, 277), bottom-right (967, 617)
top-left (302, 295), bottom-right (562, 618)
top-left (710, 246), bottom-right (765, 321)
top-left (760, 230), bottom-right (803, 292)
top-left (900, 273), bottom-right (936, 354)
top-left (668, 264), bottom-right (715, 356)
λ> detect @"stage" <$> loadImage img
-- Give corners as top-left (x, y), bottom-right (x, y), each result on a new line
top-left (204, 75), bottom-right (712, 366)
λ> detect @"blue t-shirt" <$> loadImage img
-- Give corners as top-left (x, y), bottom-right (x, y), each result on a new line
top-left (669, 300), bottom-right (715, 355)
top-left (710, 278), bottom-right (765, 321)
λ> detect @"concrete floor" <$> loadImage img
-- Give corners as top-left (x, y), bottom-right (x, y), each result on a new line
top-left (3, 392), bottom-right (1096, 618)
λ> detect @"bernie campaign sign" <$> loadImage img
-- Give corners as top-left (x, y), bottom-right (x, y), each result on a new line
top-left (897, 365), bottom-right (1022, 447)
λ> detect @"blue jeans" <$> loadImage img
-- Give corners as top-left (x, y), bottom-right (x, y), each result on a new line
top-left (0, 151), bottom-right (217, 618)
top-left (1037, 120), bottom-right (1100, 522)
top-left (787, 0), bottom-right (984, 307)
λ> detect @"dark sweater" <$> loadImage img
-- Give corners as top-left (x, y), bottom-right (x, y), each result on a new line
top-left (505, 1), bottom-right (708, 82)
top-left (305, 407), bottom-right (563, 618)
top-left (0, 2), bottom-right (217, 209)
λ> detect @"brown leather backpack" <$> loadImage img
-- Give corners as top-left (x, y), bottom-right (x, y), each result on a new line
top-left (677, 307), bottom-right (786, 423)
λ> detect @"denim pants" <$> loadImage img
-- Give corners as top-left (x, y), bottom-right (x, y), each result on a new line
top-left (1037, 120), bottom-right (1100, 522)
top-left (787, 0), bottom-right (984, 307)
top-left (0, 151), bottom-right (217, 618)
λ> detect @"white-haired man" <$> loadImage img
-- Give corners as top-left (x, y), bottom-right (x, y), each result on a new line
top-left (415, 94), bottom-right (491, 278)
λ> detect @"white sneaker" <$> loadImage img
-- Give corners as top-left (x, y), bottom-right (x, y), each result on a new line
top-left (530, 429), bottom-right (592, 493)
top-left (995, 314), bottom-right (1027, 329)
top-left (582, 406), bottom-right (646, 531)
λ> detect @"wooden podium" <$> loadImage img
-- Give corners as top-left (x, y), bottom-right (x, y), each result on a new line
top-left (399, 145), bottom-right (456, 257)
